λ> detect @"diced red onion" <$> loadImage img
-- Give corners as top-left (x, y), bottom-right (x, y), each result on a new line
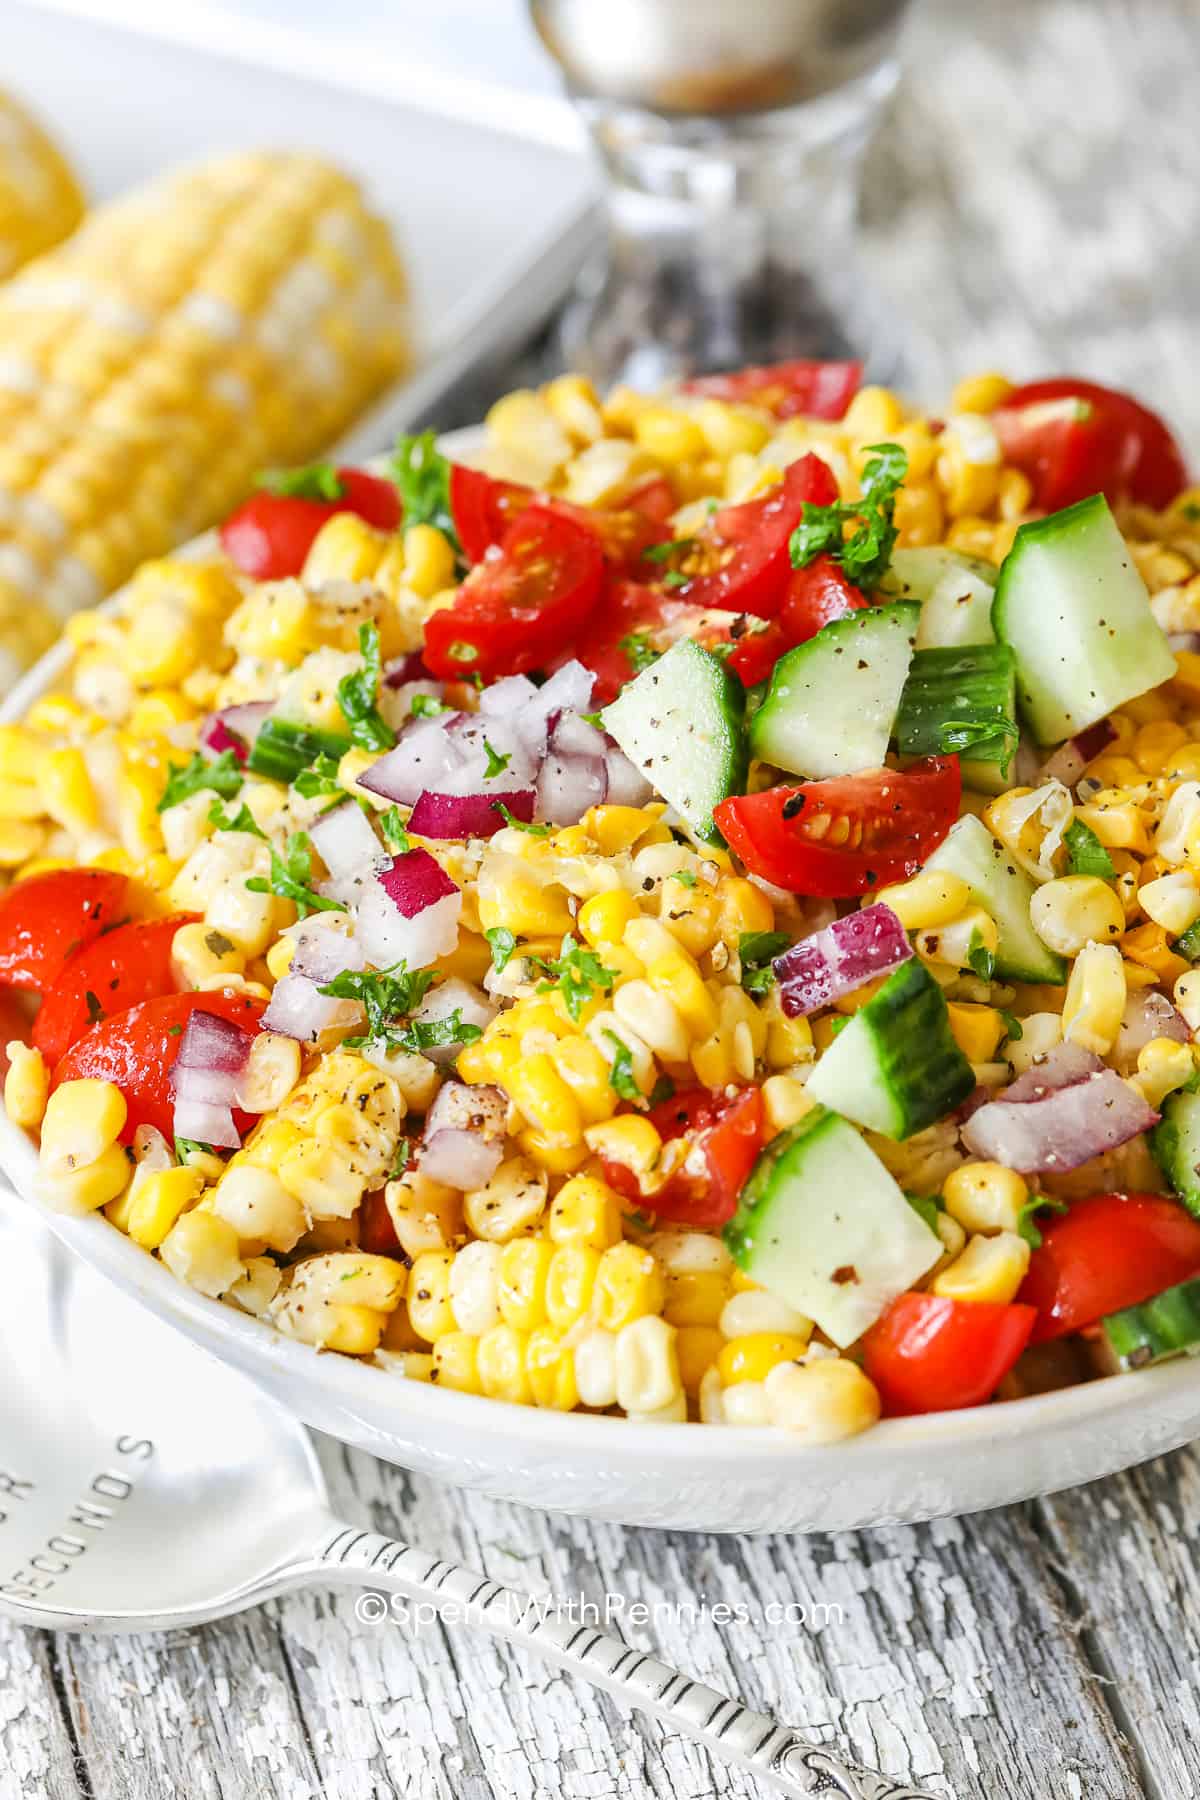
top-left (1113, 991), bottom-right (1190, 1070)
top-left (420, 1129), bottom-right (505, 1190)
top-left (263, 972), bottom-right (360, 1045)
top-left (383, 651), bottom-right (431, 688)
top-left (1003, 1041), bottom-right (1103, 1103)
top-left (357, 715), bottom-right (463, 806)
top-left (199, 701), bottom-right (272, 764)
top-left (356, 850), bottom-right (461, 970)
top-left (412, 978), bottom-right (498, 1064)
top-left (963, 1067), bottom-right (1159, 1172)
top-left (602, 743), bottom-right (653, 808)
top-left (285, 915), bottom-right (364, 984)
top-left (1038, 718), bottom-right (1118, 789)
top-left (408, 788), bottom-right (535, 840)
top-left (774, 903), bottom-right (911, 1017)
top-left (170, 1008), bottom-right (255, 1147)
top-left (441, 714), bottom-right (540, 793)
top-left (420, 1080), bottom-right (507, 1187)
top-left (479, 674), bottom-right (539, 718)
top-left (512, 661), bottom-right (594, 759)
top-left (536, 737), bottom-right (608, 825)
top-left (309, 802), bottom-right (388, 898)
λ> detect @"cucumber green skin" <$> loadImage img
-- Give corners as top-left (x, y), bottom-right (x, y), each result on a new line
top-left (895, 643), bottom-right (1018, 774)
top-left (748, 601), bottom-right (920, 779)
top-left (1175, 919), bottom-right (1200, 963)
top-left (804, 957), bottom-right (975, 1139)
top-left (247, 718), bottom-right (352, 783)
top-left (601, 637), bottom-right (747, 847)
top-left (1103, 1275), bottom-right (1200, 1368)
top-left (924, 813), bottom-right (1067, 985)
top-left (992, 493), bottom-right (1176, 745)
top-left (1149, 1089), bottom-right (1200, 1218)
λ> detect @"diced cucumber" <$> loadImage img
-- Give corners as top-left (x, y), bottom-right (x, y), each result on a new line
top-left (748, 602), bottom-right (920, 779)
top-left (247, 717), bottom-right (353, 784)
top-left (924, 813), bottom-right (1067, 984)
top-left (883, 546), bottom-right (998, 648)
top-left (992, 493), bottom-right (1175, 744)
top-left (723, 1105), bottom-right (943, 1346)
top-left (1175, 919), bottom-right (1200, 964)
top-left (804, 958), bottom-right (975, 1139)
top-left (1103, 1275), bottom-right (1200, 1369)
top-left (895, 644), bottom-right (1018, 776)
top-left (601, 637), bottom-right (747, 846)
top-left (1150, 1087), bottom-right (1200, 1217)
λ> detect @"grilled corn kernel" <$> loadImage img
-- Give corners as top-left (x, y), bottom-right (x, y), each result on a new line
top-left (1074, 800), bottom-right (1150, 855)
top-left (612, 979), bottom-right (689, 1063)
top-left (763, 1358), bottom-right (881, 1442)
top-left (1173, 969), bottom-right (1200, 1033)
top-left (172, 921), bottom-right (246, 988)
top-left (875, 869), bottom-right (970, 931)
top-left (1031, 876), bottom-right (1126, 956)
top-left (644, 953), bottom-right (719, 1039)
top-left (211, 1162), bottom-right (306, 1252)
top-left (663, 1270), bottom-right (729, 1328)
top-left (0, 819), bottom-right (46, 866)
top-left (931, 1230), bottom-right (1031, 1305)
top-left (544, 1244), bottom-right (601, 1330)
top-left (718, 1288), bottom-right (812, 1341)
top-left (160, 1210), bottom-right (243, 1298)
top-left (1062, 940), bottom-right (1126, 1055)
top-left (1139, 870), bottom-right (1200, 936)
top-left (1120, 921), bottom-right (1189, 984)
top-left (36, 1141), bottom-right (133, 1215)
top-left (717, 1333), bottom-right (810, 1387)
top-left (547, 1175), bottom-right (623, 1250)
top-left (463, 1154), bottom-right (547, 1242)
top-left (942, 1162), bottom-right (1028, 1236)
top-left (947, 1003), bottom-right (1005, 1063)
top-left (445, 1239), bottom-right (500, 1335)
top-left (578, 889), bottom-right (641, 949)
top-left (39, 748), bottom-right (99, 834)
top-left (676, 1325), bottom-right (724, 1393)
top-left (951, 371), bottom-right (1013, 413)
top-left (497, 1237), bottom-right (553, 1331)
top-left (914, 905), bottom-right (998, 971)
top-left (506, 1052), bottom-right (582, 1144)
top-left (1134, 1038), bottom-right (1197, 1108)
top-left (615, 1314), bottom-right (681, 1415)
top-left (401, 523), bottom-right (456, 599)
top-left (406, 1248), bottom-right (457, 1343)
top-left (476, 1323), bottom-right (533, 1405)
top-left (304, 512), bottom-right (387, 585)
top-left (40, 1078), bottom-right (128, 1173)
top-left (526, 1327), bottom-right (579, 1411)
top-left (581, 1114), bottom-right (665, 1186)
top-left (4, 1041), bottom-right (48, 1129)
top-left (127, 1166), bottom-right (205, 1250)
top-left (720, 1379), bottom-right (771, 1425)
top-left (716, 876), bottom-right (775, 947)
top-left (759, 1074), bottom-right (813, 1134)
top-left (594, 1242), bottom-right (666, 1331)
top-left (432, 1331), bottom-right (482, 1395)
top-left (633, 407), bottom-right (707, 465)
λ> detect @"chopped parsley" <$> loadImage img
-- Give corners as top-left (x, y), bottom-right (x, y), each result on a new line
top-left (389, 429), bottom-right (461, 552)
top-left (670, 869), bottom-right (698, 888)
top-left (535, 934), bottom-right (619, 1022)
top-left (378, 807), bottom-right (412, 854)
top-left (390, 1139), bottom-right (413, 1180)
top-left (603, 1030), bottom-right (642, 1102)
top-left (246, 831), bottom-right (342, 920)
top-left (1017, 1192), bottom-right (1069, 1250)
top-left (292, 753), bottom-right (345, 802)
top-left (661, 571), bottom-right (689, 591)
top-left (483, 737), bottom-right (511, 779)
top-left (738, 929), bottom-right (791, 995)
top-left (256, 462), bottom-right (343, 502)
top-left (643, 537), bottom-right (695, 565)
top-left (317, 960), bottom-right (436, 1049)
top-left (157, 750), bottom-right (242, 813)
top-left (392, 1009), bottom-right (483, 1055)
top-left (494, 802), bottom-right (550, 836)
top-left (1064, 817), bottom-right (1115, 881)
top-left (485, 926), bottom-right (518, 974)
top-left (174, 1137), bottom-right (213, 1163)
top-left (789, 441), bottom-right (908, 590)
top-left (337, 622), bottom-right (396, 752)
top-left (966, 930), bottom-right (996, 982)
top-left (1000, 1011), bottom-right (1024, 1043)
top-left (411, 693), bottom-right (450, 718)
top-left (208, 797), bottom-right (266, 838)
top-left (618, 630), bottom-right (662, 675)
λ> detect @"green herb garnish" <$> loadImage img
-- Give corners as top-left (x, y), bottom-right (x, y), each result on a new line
top-left (389, 430), bottom-right (460, 551)
top-left (738, 929), bottom-right (792, 996)
top-left (906, 1193), bottom-right (944, 1233)
top-left (378, 807), bottom-right (411, 854)
top-left (789, 441), bottom-right (908, 589)
top-left (618, 631), bottom-right (662, 676)
top-left (246, 831), bottom-right (342, 920)
top-left (603, 1030), bottom-right (642, 1102)
top-left (1064, 817), bottom-right (1115, 881)
top-left (494, 802), bottom-right (550, 836)
top-left (174, 1137), bottom-right (214, 1163)
top-left (337, 622), bottom-right (396, 752)
top-left (208, 797), bottom-right (267, 838)
top-left (1000, 1011), bottom-right (1024, 1043)
top-left (643, 537), bottom-right (695, 565)
top-left (292, 753), bottom-right (345, 803)
top-left (536, 934), bottom-right (619, 1023)
top-left (1017, 1193), bottom-right (1070, 1250)
top-left (485, 927), bottom-right (518, 974)
top-left (966, 930), bottom-right (996, 982)
top-left (318, 960), bottom-right (437, 1049)
top-left (392, 1009), bottom-right (483, 1055)
top-left (483, 738), bottom-right (511, 780)
top-left (157, 750), bottom-right (242, 813)
top-left (256, 462), bottom-right (343, 502)
top-left (411, 693), bottom-right (451, 718)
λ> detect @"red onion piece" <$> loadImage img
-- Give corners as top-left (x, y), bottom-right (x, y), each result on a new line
top-left (199, 701), bottom-right (272, 764)
top-left (378, 848), bottom-right (459, 915)
top-left (602, 743), bottom-right (653, 808)
top-left (512, 661), bottom-right (594, 759)
top-left (263, 972), bottom-right (360, 1045)
top-left (420, 1079), bottom-right (507, 1187)
top-left (1038, 718), bottom-right (1118, 789)
top-left (356, 849), bottom-right (461, 970)
top-left (478, 674), bottom-right (539, 718)
top-left (357, 715), bottom-right (463, 806)
top-left (383, 651), bottom-right (432, 688)
top-left (170, 1008), bottom-right (255, 1147)
top-left (412, 978), bottom-right (497, 1064)
top-left (1003, 1041), bottom-right (1103, 1103)
top-left (286, 916), bottom-right (364, 984)
top-left (963, 1068), bottom-right (1159, 1173)
top-left (1113, 990), bottom-right (1190, 1070)
top-left (536, 715), bottom-right (609, 824)
top-left (774, 903), bottom-right (912, 1017)
top-left (420, 1129), bottom-right (505, 1190)
top-left (309, 802), bottom-right (387, 889)
top-left (408, 788), bottom-right (535, 840)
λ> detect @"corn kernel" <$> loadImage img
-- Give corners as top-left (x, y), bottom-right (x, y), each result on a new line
top-left (40, 1077), bottom-right (127, 1173)
top-left (127, 1166), bottom-right (205, 1249)
top-left (594, 1241), bottom-right (666, 1331)
top-left (676, 1324), bottom-right (724, 1393)
top-left (526, 1326), bottom-right (578, 1410)
top-left (4, 1041), bottom-right (48, 1129)
top-left (947, 1003), bottom-right (1005, 1064)
top-left (633, 407), bottom-right (707, 465)
top-left (497, 1236), bottom-right (553, 1331)
top-left (931, 1230), bottom-right (1031, 1305)
top-left (160, 1210), bottom-right (243, 1297)
top-left (876, 868), bottom-right (970, 931)
top-left (763, 1358), bottom-right (881, 1441)
top-left (1030, 876), bottom-right (1125, 956)
top-left (407, 1248), bottom-right (457, 1342)
top-left (476, 1323), bottom-right (533, 1405)
top-left (1062, 941), bottom-right (1126, 1055)
top-left (663, 1269), bottom-right (729, 1328)
top-left (942, 1162), bottom-right (1028, 1236)
top-left (1140, 870), bottom-right (1200, 937)
top-left (432, 1332), bottom-right (482, 1395)
top-left (548, 1174), bottom-right (623, 1250)
top-left (403, 523), bottom-right (457, 599)
top-left (1134, 1038), bottom-right (1196, 1108)
top-left (717, 1333), bottom-right (810, 1386)
top-left (951, 371), bottom-right (1013, 413)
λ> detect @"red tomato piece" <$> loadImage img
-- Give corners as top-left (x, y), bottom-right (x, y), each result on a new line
top-left (624, 475), bottom-right (677, 528)
top-left (994, 378), bottom-right (1188, 513)
top-left (0, 869), bottom-right (128, 993)
top-left (450, 463), bottom-right (670, 574)
top-left (601, 1086), bottom-right (764, 1229)
top-left (564, 578), bottom-right (735, 705)
top-left (658, 453), bottom-right (839, 618)
top-left (32, 912), bottom-right (197, 1066)
top-left (726, 555), bottom-right (868, 685)
top-left (423, 505), bottom-right (604, 683)
top-left (862, 1293), bottom-right (1036, 1415)
top-left (360, 1186), bottom-right (400, 1254)
top-left (1018, 1192), bottom-right (1200, 1343)
top-left (449, 464), bottom-right (531, 563)
top-left (53, 988), bottom-right (265, 1144)
top-left (715, 757), bottom-right (961, 898)
top-left (219, 467), bottom-right (401, 580)
top-left (681, 359), bottom-right (863, 422)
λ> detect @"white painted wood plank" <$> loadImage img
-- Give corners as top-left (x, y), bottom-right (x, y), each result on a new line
top-left (0, 1621), bottom-right (82, 1800)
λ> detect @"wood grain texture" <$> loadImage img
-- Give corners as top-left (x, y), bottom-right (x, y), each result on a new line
top-left (5, 2), bottom-right (1200, 1797)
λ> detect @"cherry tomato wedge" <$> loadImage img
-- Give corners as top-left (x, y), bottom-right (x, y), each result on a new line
top-left (726, 555), bottom-right (867, 685)
top-left (219, 468), bottom-right (401, 580)
top-left (715, 757), bottom-right (961, 898)
top-left (657, 453), bottom-right (839, 618)
top-left (450, 463), bottom-right (674, 573)
top-left (32, 912), bottom-right (197, 1066)
top-left (53, 988), bottom-right (265, 1144)
top-left (423, 504), bottom-right (604, 683)
top-left (0, 869), bottom-right (128, 993)
top-left (449, 464), bottom-right (530, 564)
top-left (1018, 1192), bottom-right (1200, 1343)
top-left (681, 359), bottom-right (862, 422)
top-left (993, 378), bottom-right (1188, 513)
top-left (862, 1293), bottom-right (1036, 1416)
top-left (600, 1086), bottom-right (764, 1230)
top-left (360, 1188), bottom-right (401, 1255)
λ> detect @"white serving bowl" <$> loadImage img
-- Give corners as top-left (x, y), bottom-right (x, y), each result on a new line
top-left (3, 450), bottom-right (1199, 1534)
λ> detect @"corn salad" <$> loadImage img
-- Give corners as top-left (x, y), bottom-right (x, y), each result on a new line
top-left (6, 361), bottom-right (1200, 1441)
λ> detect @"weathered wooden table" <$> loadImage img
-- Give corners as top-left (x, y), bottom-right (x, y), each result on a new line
top-left (4, 2), bottom-right (1200, 1795)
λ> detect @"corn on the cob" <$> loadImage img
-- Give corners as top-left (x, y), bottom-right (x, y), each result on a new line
top-left (0, 91), bottom-right (84, 281)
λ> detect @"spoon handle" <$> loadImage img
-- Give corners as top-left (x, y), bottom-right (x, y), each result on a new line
top-left (310, 1521), bottom-right (943, 1800)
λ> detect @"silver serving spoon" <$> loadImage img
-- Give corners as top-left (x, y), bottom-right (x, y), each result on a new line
top-left (0, 1201), bottom-right (941, 1800)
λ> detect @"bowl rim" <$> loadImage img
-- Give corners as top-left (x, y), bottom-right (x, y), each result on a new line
top-left (2, 429), bottom-right (1197, 1478)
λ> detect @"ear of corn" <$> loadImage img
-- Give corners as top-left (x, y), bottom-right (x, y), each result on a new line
top-left (0, 91), bottom-right (84, 281)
